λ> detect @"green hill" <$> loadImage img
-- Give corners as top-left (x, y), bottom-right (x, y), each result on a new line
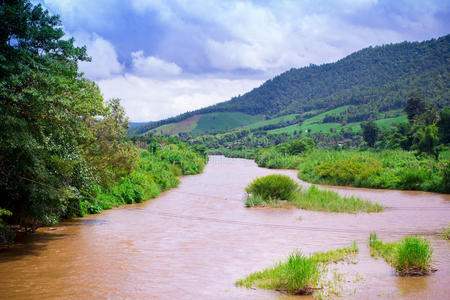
top-left (129, 35), bottom-right (450, 136)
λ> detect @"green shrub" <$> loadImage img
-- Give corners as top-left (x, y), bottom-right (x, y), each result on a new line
top-left (246, 174), bottom-right (298, 201)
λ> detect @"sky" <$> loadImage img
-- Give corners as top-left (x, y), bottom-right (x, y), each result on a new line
top-left (41, 0), bottom-right (450, 122)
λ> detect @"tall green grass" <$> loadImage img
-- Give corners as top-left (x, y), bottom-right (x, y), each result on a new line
top-left (369, 233), bottom-right (434, 276)
top-left (254, 148), bottom-right (449, 193)
top-left (236, 243), bottom-right (359, 295)
top-left (297, 150), bottom-right (448, 193)
top-left (293, 185), bottom-right (383, 213)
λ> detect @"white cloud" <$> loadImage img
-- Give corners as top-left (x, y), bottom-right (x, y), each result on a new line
top-left (131, 51), bottom-right (182, 77)
top-left (74, 32), bottom-right (124, 80)
top-left (97, 74), bottom-right (263, 122)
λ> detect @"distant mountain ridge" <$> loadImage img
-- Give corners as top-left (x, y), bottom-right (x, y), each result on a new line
top-left (129, 35), bottom-right (450, 136)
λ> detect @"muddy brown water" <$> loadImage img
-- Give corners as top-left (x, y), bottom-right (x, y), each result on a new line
top-left (1, 156), bottom-right (449, 299)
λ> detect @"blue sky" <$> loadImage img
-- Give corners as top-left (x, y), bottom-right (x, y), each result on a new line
top-left (41, 0), bottom-right (450, 122)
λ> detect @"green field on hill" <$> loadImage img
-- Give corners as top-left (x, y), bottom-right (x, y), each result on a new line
top-left (269, 108), bottom-right (408, 136)
top-left (244, 114), bottom-right (299, 130)
top-left (191, 112), bottom-right (264, 135)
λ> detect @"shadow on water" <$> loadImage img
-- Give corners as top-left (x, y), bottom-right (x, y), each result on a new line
top-left (0, 217), bottom-right (109, 263)
top-left (0, 231), bottom-right (68, 263)
top-left (59, 218), bottom-right (110, 227)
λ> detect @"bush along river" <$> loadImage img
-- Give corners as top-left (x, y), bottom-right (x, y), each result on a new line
top-left (1, 156), bottom-right (449, 299)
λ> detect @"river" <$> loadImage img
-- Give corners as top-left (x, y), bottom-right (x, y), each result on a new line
top-left (1, 156), bottom-right (449, 299)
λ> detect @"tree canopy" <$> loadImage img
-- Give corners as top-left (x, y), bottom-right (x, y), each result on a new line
top-left (0, 0), bottom-right (135, 229)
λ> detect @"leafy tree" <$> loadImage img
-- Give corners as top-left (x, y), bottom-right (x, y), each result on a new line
top-left (404, 93), bottom-right (427, 123)
top-left (0, 1), bottom-right (134, 229)
top-left (437, 107), bottom-right (450, 144)
top-left (362, 120), bottom-right (379, 147)
top-left (412, 125), bottom-right (440, 158)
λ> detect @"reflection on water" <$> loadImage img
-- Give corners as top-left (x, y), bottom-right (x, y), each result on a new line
top-left (1, 156), bottom-right (449, 299)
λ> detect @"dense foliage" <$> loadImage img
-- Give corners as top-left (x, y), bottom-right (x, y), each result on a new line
top-left (131, 35), bottom-right (450, 135)
top-left (252, 149), bottom-right (449, 193)
top-left (81, 143), bottom-right (207, 215)
top-left (0, 1), bottom-right (207, 242)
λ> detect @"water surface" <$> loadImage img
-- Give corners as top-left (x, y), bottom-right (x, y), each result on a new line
top-left (1, 156), bottom-right (449, 299)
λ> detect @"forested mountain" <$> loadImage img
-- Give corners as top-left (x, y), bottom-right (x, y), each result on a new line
top-left (130, 35), bottom-right (450, 136)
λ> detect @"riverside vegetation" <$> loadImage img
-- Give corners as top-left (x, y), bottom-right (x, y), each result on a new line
top-left (245, 175), bottom-right (383, 213)
top-left (369, 233), bottom-right (434, 276)
top-left (236, 243), bottom-right (359, 296)
top-left (0, 1), bottom-right (207, 244)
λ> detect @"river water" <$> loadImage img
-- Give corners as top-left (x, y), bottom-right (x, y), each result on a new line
top-left (1, 156), bottom-right (449, 299)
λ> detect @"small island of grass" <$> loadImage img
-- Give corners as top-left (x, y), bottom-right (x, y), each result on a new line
top-left (369, 233), bottom-right (434, 276)
top-left (236, 243), bottom-right (358, 295)
top-left (245, 174), bottom-right (383, 213)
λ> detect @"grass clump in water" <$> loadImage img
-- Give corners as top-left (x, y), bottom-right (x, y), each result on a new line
top-left (236, 251), bottom-right (324, 295)
top-left (245, 175), bottom-right (383, 213)
top-left (236, 244), bottom-right (359, 295)
top-left (442, 225), bottom-right (450, 240)
top-left (313, 241), bottom-right (359, 263)
top-left (369, 233), bottom-right (434, 276)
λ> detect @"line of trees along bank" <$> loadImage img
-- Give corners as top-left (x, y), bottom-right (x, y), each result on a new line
top-left (0, 1), bottom-right (207, 244)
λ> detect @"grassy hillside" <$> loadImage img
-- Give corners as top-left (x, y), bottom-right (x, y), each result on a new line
top-left (244, 114), bottom-right (299, 130)
top-left (269, 107), bottom-right (408, 136)
top-left (151, 115), bottom-right (201, 135)
top-left (129, 35), bottom-right (449, 137)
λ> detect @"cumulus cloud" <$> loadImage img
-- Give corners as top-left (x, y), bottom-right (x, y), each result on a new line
top-left (74, 32), bottom-right (124, 80)
top-left (131, 51), bottom-right (182, 77)
top-left (97, 75), bottom-right (262, 122)
top-left (43, 0), bottom-right (450, 121)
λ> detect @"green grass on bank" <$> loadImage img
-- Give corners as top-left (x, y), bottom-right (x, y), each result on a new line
top-left (254, 148), bottom-right (449, 193)
top-left (79, 144), bottom-right (207, 215)
top-left (369, 233), bottom-right (434, 276)
top-left (296, 150), bottom-right (449, 193)
top-left (236, 243), bottom-right (358, 295)
top-left (245, 175), bottom-right (383, 213)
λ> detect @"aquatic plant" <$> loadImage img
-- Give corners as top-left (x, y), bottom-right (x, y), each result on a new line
top-left (245, 180), bottom-right (383, 213)
top-left (442, 225), bottom-right (450, 240)
top-left (236, 251), bottom-right (324, 295)
top-left (293, 185), bottom-right (383, 213)
top-left (369, 233), bottom-right (434, 276)
top-left (236, 243), bottom-right (359, 295)
top-left (394, 236), bottom-right (433, 276)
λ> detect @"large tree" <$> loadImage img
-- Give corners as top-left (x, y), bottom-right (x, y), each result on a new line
top-left (361, 120), bottom-right (379, 147)
top-left (0, 1), bottom-right (131, 228)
